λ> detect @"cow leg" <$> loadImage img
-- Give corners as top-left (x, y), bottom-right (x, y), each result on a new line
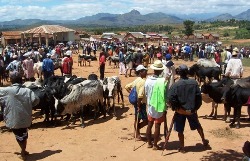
top-left (113, 97), bottom-right (116, 117)
top-left (230, 107), bottom-right (237, 128)
top-left (235, 106), bottom-right (242, 129)
top-left (99, 100), bottom-right (106, 119)
top-left (209, 102), bottom-right (215, 117)
top-left (119, 89), bottom-right (125, 108)
top-left (80, 106), bottom-right (85, 128)
top-left (214, 103), bottom-right (218, 119)
top-left (224, 104), bottom-right (231, 123)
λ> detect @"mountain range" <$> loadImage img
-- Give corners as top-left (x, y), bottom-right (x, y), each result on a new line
top-left (0, 9), bottom-right (250, 29)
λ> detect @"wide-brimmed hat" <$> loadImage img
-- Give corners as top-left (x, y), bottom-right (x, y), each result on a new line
top-left (232, 51), bottom-right (238, 56)
top-left (150, 60), bottom-right (164, 70)
top-left (136, 65), bottom-right (147, 72)
top-left (225, 46), bottom-right (231, 50)
top-left (233, 47), bottom-right (239, 52)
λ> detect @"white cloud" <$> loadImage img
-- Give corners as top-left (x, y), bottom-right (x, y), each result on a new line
top-left (0, 0), bottom-right (250, 21)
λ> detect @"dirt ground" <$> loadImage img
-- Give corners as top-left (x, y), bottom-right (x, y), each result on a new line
top-left (0, 51), bottom-right (250, 161)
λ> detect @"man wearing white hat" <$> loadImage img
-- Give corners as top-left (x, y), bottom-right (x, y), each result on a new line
top-left (225, 48), bottom-right (243, 79)
top-left (145, 60), bottom-right (169, 150)
top-left (125, 64), bottom-right (148, 141)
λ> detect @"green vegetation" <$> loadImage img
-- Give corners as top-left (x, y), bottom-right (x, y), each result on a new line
top-left (242, 58), bottom-right (250, 67)
top-left (183, 20), bottom-right (195, 36)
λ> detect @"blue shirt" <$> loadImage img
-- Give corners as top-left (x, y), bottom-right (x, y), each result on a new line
top-left (42, 58), bottom-right (54, 72)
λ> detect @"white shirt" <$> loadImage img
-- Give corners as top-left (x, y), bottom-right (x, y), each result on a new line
top-left (225, 58), bottom-right (243, 78)
top-left (225, 51), bottom-right (232, 63)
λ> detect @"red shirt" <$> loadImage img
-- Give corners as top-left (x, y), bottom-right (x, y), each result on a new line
top-left (99, 54), bottom-right (105, 65)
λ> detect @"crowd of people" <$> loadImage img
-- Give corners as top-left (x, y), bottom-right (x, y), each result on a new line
top-left (0, 40), bottom-right (249, 160)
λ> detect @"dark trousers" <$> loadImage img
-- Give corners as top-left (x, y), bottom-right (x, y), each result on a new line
top-left (43, 71), bottom-right (53, 82)
top-left (100, 64), bottom-right (105, 80)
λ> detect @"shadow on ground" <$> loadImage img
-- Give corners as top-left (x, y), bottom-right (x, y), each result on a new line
top-left (200, 149), bottom-right (244, 161)
top-left (27, 149), bottom-right (62, 161)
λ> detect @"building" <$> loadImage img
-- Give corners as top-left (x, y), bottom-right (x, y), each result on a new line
top-left (123, 32), bottom-right (146, 43)
top-left (1, 31), bottom-right (22, 46)
top-left (23, 25), bottom-right (75, 47)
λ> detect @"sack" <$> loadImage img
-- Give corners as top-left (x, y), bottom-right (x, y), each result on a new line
top-left (128, 86), bottom-right (137, 105)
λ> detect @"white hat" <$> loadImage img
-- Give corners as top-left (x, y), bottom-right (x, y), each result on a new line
top-left (150, 60), bottom-right (165, 70)
top-left (46, 53), bottom-right (51, 57)
top-left (12, 55), bottom-right (18, 59)
top-left (136, 65), bottom-right (147, 72)
top-left (232, 51), bottom-right (238, 56)
top-left (233, 47), bottom-right (239, 52)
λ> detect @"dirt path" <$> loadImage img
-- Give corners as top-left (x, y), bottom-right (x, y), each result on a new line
top-left (0, 51), bottom-right (249, 161)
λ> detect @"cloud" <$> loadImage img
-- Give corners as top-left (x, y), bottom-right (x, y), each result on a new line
top-left (0, 0), bottom-right (250, 21)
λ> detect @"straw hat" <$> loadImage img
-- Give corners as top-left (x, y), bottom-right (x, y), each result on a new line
top-left (225, 46), bottom-right (231, 50)
top-left (150, 60), bottom-right (164, 70)
top-left (233, 47), bottom-right (239, 52)
top-left (232, 51), bottom-right (238, 56)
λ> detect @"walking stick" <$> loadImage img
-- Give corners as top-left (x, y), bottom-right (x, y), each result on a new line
top-left (133, 112), bottom-right (140, 151)
top-left (161, 113), bottom-right (176, 156)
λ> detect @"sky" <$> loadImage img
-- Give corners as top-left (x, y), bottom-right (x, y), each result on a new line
top-left (0, 0), bottom-right (250, 21)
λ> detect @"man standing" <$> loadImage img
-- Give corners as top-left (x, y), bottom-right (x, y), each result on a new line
top-left (145, 60), bottom-right (169, 150)
top-left (42, 53), bottom-right (54, 81)
top-left (125, 65), bottom-right (148, 140)
top-left (168, 64), bottom-right (209, 153)
top-left (225, 48), bottom-right (243, 79)
top-left (0, 75), bottom-right (40, 160)
top-left (99, 49), bottom-right (106, 80)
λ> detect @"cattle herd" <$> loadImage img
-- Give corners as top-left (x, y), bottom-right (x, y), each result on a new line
top-left (0, 73), bottom-right (125, 128)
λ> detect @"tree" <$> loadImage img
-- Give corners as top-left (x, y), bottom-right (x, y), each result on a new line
top-left (183, 20), bottom-right (195, 37)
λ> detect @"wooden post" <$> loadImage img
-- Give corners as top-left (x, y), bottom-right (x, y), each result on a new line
top-left (45, 33), bottom-right (49, 47)
top-left (21, 33), bottom-right (24, 45)
top-left (39, 33), bottom-right (42, 46)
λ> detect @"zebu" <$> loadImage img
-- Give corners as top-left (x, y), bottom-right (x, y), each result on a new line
top-left (102, 76), bottom-right (124, 116)
top-left (54, 80), bottom-right (105, 127)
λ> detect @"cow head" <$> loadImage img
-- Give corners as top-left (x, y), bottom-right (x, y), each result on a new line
top-left (54, 98), bottom-right (65, 115)
top-left (107, 77), bottom-right (118, 98)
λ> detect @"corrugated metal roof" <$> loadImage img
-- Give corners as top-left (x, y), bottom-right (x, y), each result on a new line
top-left (24, 25), bottom-right (75, 34)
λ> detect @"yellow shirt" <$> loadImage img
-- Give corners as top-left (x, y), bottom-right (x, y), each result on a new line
top-left (125, 77), bottom-right (146, 103)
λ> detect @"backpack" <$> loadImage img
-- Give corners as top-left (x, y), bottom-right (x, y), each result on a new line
top-left (128, 86), bottom-right (137, 105)
top-left (62, 58), bottom-right (71, 74)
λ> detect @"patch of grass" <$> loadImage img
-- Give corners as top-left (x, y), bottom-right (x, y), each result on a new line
top-left (210, 127), bottom-right (241, 139)
top-left (242, 58), bottom-right (250, 67)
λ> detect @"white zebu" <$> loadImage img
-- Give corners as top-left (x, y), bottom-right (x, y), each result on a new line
top-left (54, 80), bottom-right (105, 127)
top-left (102, 76), bottom-right (124, 116)
top-left (33, 61), bottom-right (43, 80)
top-left (196, 58), bottom-right (220, 67)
